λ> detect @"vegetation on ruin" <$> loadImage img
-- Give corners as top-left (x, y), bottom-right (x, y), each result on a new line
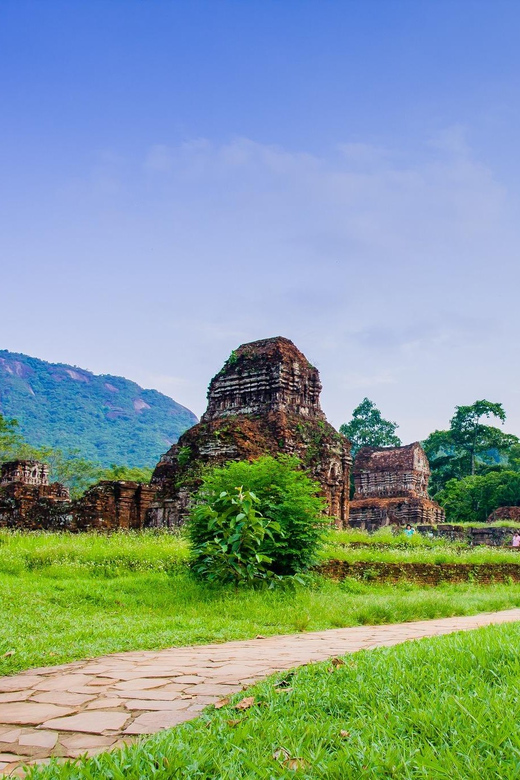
top-left (188, 456), bottom-right (328, 579)
top-left (0, 350), bottom-right (196, 469)
top-left (189, 487), bottom-right (283, 585)
top-left (25, 621), bottom-right (520, 779)
top-left (3, 530), bottom-right (520, 677)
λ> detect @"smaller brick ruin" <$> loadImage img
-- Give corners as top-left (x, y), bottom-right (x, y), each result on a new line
top-left (0, 461), bottom-right (155, 532)
top-left (0, 460), bottom-right (70, 529)
top-left (487, 506), bottom-right (520, 523)
top-left (70, 481), bottom-right (156, 531)
top-left (348, 443), bottom-right (445, 530)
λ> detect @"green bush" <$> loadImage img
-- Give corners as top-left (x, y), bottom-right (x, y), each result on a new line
top-left (187, 455), bottom-right (327, 579)
top-left (189, 487), bottom-right (281, 586)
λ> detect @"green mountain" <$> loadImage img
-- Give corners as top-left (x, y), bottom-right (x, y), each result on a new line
top-left (0, 350), bottom-right (198, 468)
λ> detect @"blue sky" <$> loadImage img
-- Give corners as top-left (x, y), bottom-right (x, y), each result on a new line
top-left (2, 0), bottom-right (520, 444)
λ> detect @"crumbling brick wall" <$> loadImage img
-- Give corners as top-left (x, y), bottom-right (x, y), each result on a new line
top-left (70, 481), bottom-right (156, 531)
top-left (0, 460), bottom-right (70, 529)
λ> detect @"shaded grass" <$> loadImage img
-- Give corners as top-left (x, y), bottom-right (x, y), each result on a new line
top-left (26, 621), bottom-right (520, 779)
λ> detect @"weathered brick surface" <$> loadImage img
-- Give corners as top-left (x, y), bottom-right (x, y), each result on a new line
top-left (0, 461), bottom-right (70, 529)
top-left (320, 559), bottom-right (520, 584)
top-left (70, 482), bottom-right (156, 531)
top-left (488, 506), bottom-right (520, 523)
top-left (349, 444), bottom-right (445, 529)
top-left (0, 461), bottom-right (155, 532)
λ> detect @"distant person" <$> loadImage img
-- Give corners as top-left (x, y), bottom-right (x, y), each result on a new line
top-left (512, 532), bottom-right (520, 549)
top-left (404, 524), bottom-right (415, 537)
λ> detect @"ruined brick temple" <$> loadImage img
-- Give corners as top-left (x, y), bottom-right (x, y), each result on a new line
top-left (0, 460), bottom-right (70, 529)
top-left (348, 443), bottom-right (445, 530)
top-left (148, 337), bottom-right (352, 527)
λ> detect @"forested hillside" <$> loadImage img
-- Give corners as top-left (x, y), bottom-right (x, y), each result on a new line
top-left (0, 350), bottom-right (197, 468)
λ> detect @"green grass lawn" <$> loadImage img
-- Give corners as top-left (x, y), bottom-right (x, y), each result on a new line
top-left (3, 530), bottom-right (520, 677)
top-left (325, 528), bottom-right (520, 564)
top-left (25, 621), bottom-right (520, 779)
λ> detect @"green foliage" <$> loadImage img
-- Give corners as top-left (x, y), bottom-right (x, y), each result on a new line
top-left (340, 397), bottom-right (401, 455)
top-left (0, 349), bottom-right (197, 468)
top-left (0, 412), bottom-right (22, 459)
top-left (98, 464), bottom-right (153, 483)
top-left (189, 456), bottom-right (328, 577)
top-left (424, 400), bottom-right (519, 493)
top-left (189, 487), bottom-right (281, 586)
top-left (436, 470), bottom-right (520, 523)
top-left (227, 349), bottom-right (238, 365)
top-left (177, 445), bottom-right (192, 466)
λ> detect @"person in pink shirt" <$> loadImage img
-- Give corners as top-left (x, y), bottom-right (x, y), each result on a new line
top-left (511, 532), bottom-right (520, 548)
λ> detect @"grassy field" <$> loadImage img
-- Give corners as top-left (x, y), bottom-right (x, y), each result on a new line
top-left (3, 530), bottom-right (520, 677)
top-left (25, 621), bottom-right (520, 779)
top-left (326, 528), bottom-right (520, 564)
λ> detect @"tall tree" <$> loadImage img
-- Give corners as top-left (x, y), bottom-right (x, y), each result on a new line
top-left (0, 413), bottom-right (22, 460)
top-left (340, 398), bottom-right (401, 455)
top-left (423, 400), bottom-right (518, 493)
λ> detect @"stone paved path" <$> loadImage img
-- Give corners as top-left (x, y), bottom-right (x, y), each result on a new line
top-left (2, 608), bottom-right (520, 776)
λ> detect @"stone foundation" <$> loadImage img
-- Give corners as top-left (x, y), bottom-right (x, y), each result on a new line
top-left (348, 496), bottom-right (445, 531)
top-left (488, 506), bottom-right (520, 523)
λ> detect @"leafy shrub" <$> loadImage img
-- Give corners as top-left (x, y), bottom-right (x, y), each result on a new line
top-left (187, 455), bottom-right (327, 580)
top-left (189, 487), bottom-right (280, 586)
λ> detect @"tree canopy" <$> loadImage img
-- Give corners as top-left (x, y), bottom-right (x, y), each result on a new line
top-left (340, 398), bottom-right (401, 455)
top-left (423, 400), bottom-right (518, 494)
top-left (436, 471), bottom-right (520, 523)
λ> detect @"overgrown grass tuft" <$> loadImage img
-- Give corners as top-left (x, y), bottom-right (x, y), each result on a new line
top-left (26, 621), bottom-right (520, 779)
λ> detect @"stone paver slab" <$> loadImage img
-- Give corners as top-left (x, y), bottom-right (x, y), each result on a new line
top-left (0, 704), bottom-right (74, 725)
top-left (40, 712), bottom-right (130, 734)
top-left (18, 732), bottom-right (57, 749)
top-left (123, 699), bottom-right (192, 711)
top-left (32, 691), bottom-right (95, 706)
top-left (60, 735), bottom-right (117, 750)
top-left (85, 698), bottom-right (125, 710)
top-left (113, 678), bottom-right (173, 691)
top-left (0, 677), bottom-right (42, 694)
top-left (0, 692), bottom-right (31, 704)
top-left (124, 710), bottom-right (195, 735)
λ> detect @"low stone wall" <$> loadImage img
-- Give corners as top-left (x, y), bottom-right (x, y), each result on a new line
top-left (319, 559), bottom-right (520, 584)
top-left (418, 524), bottom-right (514, 546)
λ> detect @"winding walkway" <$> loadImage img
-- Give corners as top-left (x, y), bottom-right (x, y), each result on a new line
top-left (2, 607), bottom-right (520, 776)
